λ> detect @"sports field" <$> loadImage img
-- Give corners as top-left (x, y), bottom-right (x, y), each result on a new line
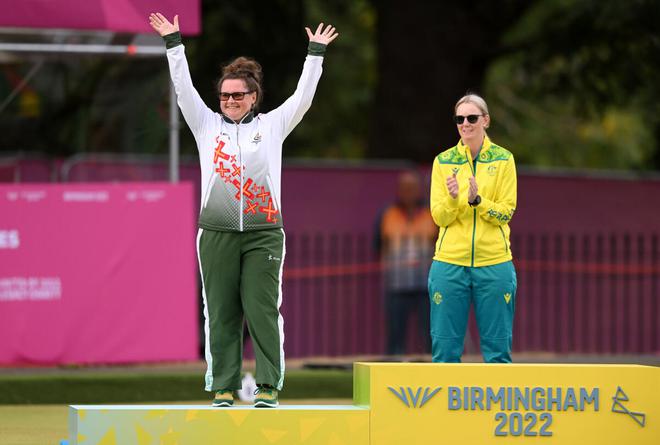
top-left (0, 365), bottom-right (353, 444)
top-left (2, 404), bottom-right (69, 445)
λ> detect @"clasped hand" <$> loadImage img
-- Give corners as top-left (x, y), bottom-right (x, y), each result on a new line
top-left (446, 174), bottom-right (479, 202)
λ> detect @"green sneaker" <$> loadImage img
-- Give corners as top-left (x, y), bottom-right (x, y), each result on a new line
top-left (254, 385), bottom-right (279, 408)
top-left (212, 389), bottom-right (234, 407)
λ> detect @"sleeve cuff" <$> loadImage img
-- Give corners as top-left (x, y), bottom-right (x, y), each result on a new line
top-left (163, 31), bottom-right (183, 49)
top-left (447, 196), bottom-right (460, 208)
top-left (477, 197), bottom-right (494, 213)
top-left (307, 41), bottom-right (327, 56)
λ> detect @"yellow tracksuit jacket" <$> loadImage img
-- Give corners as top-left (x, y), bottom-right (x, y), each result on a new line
top-left (430, 135), bottom-right (517, 267)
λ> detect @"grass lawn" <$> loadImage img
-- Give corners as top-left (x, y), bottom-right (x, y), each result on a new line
top-left (0, 368), bottom-right (353, 444)
top-left (0, 369), bottom-right (352, 404)
top-left (1, 404), bottom-right (68, 445)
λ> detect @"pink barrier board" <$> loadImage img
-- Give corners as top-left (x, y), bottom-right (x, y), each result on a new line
top-left (0, 182), bottom-right (198, 365)
top-left (0, 0), bottom-right (200, 35)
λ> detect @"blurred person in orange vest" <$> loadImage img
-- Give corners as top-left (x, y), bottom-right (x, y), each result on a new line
top-left (374, 170), bottom-right (437, 356)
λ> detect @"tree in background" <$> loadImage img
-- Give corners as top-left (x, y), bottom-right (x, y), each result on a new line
top-left (0, 0), bottom-right (375, 158)
top-left (0, 0), bottom-right (659, 171)
top-left (287, 0), bottom-right (375, 158)
top-left (368, 0), bottom-right (660, 171)
top-left (484, 0), bottom-right (660, 170)
top-left (367, 0), bottom-right (533, 162)
top-left (184, 0), bottom-right (375, 159)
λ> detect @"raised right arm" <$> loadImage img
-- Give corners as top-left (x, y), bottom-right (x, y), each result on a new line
top-left (430, 157), bottom-right (462, 227)
top-left (149, 13), bottom-right (214, 136)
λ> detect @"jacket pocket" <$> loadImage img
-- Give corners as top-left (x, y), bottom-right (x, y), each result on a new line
top-left (437, 226), bottom-right (448, 254)
top-left (498, 226), bottom-right (508, 254)
top-left (265, 174), bottom-right (280, 210)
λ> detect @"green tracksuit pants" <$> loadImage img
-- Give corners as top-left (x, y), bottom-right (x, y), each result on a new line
top-left (428, 260), bottom-right (517, 363)
top-left (196, 228), bottom-right (286, 391)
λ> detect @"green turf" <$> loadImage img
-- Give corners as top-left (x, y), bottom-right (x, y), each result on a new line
top-left (0, 404), bottom-right (69, 445)
top-left (0, 370), bottom-right (352, 404)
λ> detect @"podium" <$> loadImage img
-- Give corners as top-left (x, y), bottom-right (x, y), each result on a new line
top-left (69, 363), bottom-right (659, 444)
top-left (355, 363), bottom-right (658, 444)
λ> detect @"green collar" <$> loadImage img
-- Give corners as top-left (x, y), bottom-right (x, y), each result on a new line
top-left (222, 111), bottom-right (255, 124)
top-left (458, 135), bottom-right (492, 161)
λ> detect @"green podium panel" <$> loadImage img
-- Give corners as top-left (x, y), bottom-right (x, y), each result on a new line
top-left (68, 405), bottom-right (369, 445)
top-left (354, 363), bottom-right (659, 445)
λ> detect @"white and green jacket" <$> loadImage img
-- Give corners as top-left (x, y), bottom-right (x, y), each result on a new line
top-left (165, 32), bottom-right (326, 231)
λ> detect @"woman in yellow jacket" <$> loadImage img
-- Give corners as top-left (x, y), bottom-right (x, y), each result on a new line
top-left (429, 94), bottom-right (517, 363)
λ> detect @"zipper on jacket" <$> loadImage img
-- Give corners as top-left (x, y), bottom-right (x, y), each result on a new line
top-left (470, 157), bottom-right (478, 267)
top-left (237, 122), bottom-right (243, 231)
top-left (499, 226), bottom-right (508, 253)
top-left (470, 209), bottom-right (477, 267)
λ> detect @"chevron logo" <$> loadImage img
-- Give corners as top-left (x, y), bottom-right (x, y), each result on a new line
top-left (387, 386), bottom-right (441, 408)
top-left (611, 387), bottom-right (645, 427)
top-left (504, 293), bottom-right (512, 304)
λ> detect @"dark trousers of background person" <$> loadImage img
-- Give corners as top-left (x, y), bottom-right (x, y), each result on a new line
top-left (386, 288), bottom-right (431, 355)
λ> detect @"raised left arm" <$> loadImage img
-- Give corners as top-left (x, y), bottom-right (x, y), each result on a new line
top-left (269, 23), bottom-right (339, 138)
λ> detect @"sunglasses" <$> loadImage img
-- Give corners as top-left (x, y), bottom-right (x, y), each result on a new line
top-left (454, 114), bottom-right (484, 124)
top-left (219, 91), bottom-right (253, 101)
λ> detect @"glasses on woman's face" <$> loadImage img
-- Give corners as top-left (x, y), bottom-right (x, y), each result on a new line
top-left (219, 91), bottom-right (253, 101)
top-left (454, 114), bottom-right (483, 125)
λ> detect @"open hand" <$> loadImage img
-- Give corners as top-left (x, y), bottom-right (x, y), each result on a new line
top-left (149, 13), bottom-right (179, 36)
top-left (468, 176), bottom-right (479, 202)
top-left (305, 23), bottom-right (339, 46)
top-left (446, 173), bottom-right (459, 199)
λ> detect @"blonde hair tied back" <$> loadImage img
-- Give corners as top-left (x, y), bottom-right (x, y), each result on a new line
top-left (455, 93), bottom-right (490, 129)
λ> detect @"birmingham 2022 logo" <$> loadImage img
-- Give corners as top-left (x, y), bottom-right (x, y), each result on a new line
top-left (387, 384), bottom-right (647, 437)
top-left (611, 386), bottom-right (646, 427)
top-left (387, 386), bottom-right (441, 408)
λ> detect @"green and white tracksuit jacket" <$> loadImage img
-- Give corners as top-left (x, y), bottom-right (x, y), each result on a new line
top-left (165, 32), bottom-right (326, 391)
top-left (166, 33), bottom-right (325, 230)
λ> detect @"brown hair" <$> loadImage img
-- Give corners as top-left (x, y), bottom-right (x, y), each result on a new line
top-left (217, 57), bottom-right (264, 110)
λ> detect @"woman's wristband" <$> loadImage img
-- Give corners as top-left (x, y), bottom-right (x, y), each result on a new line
top-left (307, 41), bottom-right (327, 56)
top-left (163, 31), bottom-right (183, 49)
top-left (164, 33), bottom-right (325, 54)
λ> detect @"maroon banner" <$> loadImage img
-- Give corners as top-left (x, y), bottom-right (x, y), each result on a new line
top-left (0, 0), bottom-right (200, 35)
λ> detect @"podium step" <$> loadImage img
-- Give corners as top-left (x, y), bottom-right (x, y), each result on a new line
top-left (69, 363), bottom-right (659, 444)
top-left (69, 404), bottom-right (369, 445)
top-left (355, 363), bottom-right (659, 445)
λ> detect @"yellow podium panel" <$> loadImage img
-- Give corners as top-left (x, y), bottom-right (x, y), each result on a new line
top-left (68, 405), bottom-right (369, 445)
top-left (68, 364), bottom-right (658, 444)
top-left (354, 363), bottom-right (659, 445)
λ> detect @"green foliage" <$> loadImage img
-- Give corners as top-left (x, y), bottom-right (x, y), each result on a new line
top-left (1, 0), bottom-right (658, 169)
top-left (0, 57), bottom-right (170, 156)
top-left (172, 0), bottom-right (375, 159)
top-left (288, 0), bottom-right (376, 158)
top-left (485, 0), bottom-right (660, 170)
